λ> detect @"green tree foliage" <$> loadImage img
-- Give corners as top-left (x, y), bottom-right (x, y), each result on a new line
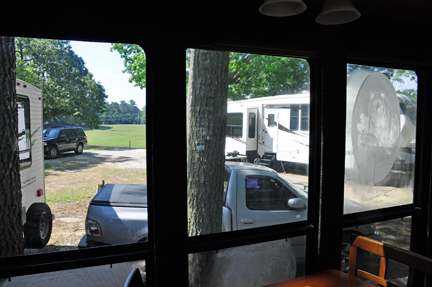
top-left (110, 44), bottom-right (146, 89)
top-left (228, 53), bottom-right (310, 100)
top-left (100, 100), bottom-right (143, 124)
top-left (111, 45), bottom-right (310, 100)
top-left (15, 38), bottom-right (107, 128)
top-left (347, 64), bottom-right (417, 99)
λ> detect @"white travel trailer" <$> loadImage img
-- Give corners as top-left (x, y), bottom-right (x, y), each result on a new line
top-left (226, 93), bottom-right (310, 171)
top-left (16, 79), bottom-right (52, 248)
top-left (226, 91), bottom-right (416, 177)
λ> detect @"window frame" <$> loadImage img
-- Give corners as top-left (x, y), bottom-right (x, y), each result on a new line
top-left (0, 43), bottom-right (430, 287)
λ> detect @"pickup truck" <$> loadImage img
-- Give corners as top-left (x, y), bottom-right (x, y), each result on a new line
top-left (79, 162), bottom-right (379, 270)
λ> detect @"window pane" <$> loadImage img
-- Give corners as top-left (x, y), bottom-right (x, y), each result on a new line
top-left (187, 48), bottom-right (310, 237)
top-left (346, 217), bottom-right (411, 286)
top-left (290, 105), bottom-right (299, 131)
top-left (300, 104), bottom-right (309, 131)
top-left (17, 95), bottom-right (32, 170)
top-left (268, 114), bottom-right (275, 127)
top-left (0, 38), bottom-right (147, 258)
top-left (226, 113), bottom-right (243, 137)
top-left (344, 65), bottom-right (416, 214)
top-left (248, 112), bottom-right (256, 138)
top-left (188, 237), bottom-right (305, 286)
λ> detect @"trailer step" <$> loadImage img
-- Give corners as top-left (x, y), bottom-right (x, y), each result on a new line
top-left (257, 154), bottom-right (276, 167)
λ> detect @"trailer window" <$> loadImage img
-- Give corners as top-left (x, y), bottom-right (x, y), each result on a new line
top-left (268, 114), bottom-right (275, 127)
top-left (290, 105), bottom-right (299, 131)
top-left (17, 95), bottom-right (31, 170)
top-left (248, 112), bottom-right (256, 138)
top-left (300, 105), bottom-right (309, 131)
top-left (227, 113), bottom-right (243, 137)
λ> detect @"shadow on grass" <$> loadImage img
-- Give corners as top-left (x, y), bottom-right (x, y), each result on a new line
top-left (44, 151), bottom-right (109, 174)
top-left (44, 148), bottom-right (143, 174)
top-left (84, 125), bottom-right (114, 131)
top-left (85, 145), bottom-right (127, 150)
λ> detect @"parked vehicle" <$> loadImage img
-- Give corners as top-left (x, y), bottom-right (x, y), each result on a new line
top-left (43, 125), bottom-right (87, 159)
top-left (79, 162), bottom-right (380, 270)
top-left (17, 79), bottom-right (53, 248)
top-left (226, 94), bottom-right (310, 171)
top-left (227, 93), bottom-right (416, 176)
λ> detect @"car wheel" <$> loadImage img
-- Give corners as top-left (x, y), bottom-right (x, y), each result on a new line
top-left (24, 203), bottom-right (53, 249)
top-left (75, 143), bottom-right (84, 154)
top-left (48, 146), bottom-right (58, 159)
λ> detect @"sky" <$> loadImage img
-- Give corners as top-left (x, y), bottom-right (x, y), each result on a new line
top-left (69, 41), bottom-right (146, 109)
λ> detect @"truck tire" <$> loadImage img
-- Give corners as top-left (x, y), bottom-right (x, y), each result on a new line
top-left (75, 143), bottom-right (84, 154)
top-left (24, 203), bottom-right (53, 249)
top-left (48, 145), bottom-right (58, 159)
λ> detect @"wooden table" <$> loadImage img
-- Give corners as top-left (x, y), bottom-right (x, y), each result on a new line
top-left (262, 269), bottom-right (375, 287)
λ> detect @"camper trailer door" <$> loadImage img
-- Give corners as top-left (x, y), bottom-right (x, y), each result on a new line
top-left (264, 110), bottom-right (278, 154)
top-left (246, 108), bottom-right (258, 152)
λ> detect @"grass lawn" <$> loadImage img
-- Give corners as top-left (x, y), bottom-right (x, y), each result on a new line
top-left (84, 125), bottom-right (146, 148)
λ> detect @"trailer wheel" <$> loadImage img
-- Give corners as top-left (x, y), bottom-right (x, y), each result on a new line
top-left (75, 143), bottom-right (84, 154)
top-left (24, 203), bottom-right (52, 249)
top-left (48, 145), bottom-right (58, 159)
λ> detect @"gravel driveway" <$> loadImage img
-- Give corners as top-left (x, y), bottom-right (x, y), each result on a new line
top-left (86, 148), bottom-right (146, 169)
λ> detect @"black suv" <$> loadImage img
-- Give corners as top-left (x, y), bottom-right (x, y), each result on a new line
top-left (43, 125), bottom-right (88, 159)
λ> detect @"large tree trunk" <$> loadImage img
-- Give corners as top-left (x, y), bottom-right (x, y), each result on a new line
top-left (187, 49), bottom-right (229, 286)
top-left (0, 36), bottom-right (24, 258)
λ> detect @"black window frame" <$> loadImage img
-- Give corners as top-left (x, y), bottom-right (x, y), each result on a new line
top-left (0, 43), bottom-right (431, 287)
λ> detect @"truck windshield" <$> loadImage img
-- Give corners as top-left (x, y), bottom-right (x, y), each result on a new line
top-left (43, 129), bottom-right (60, 138)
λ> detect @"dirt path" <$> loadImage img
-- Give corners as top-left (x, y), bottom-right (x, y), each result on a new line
top-left (25, 148), bottom-right (147, 254)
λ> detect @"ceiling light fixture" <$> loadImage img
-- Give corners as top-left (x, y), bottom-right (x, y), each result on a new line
top-left (316, 0), bottom-right (361, 25)
top-left (259, 0), bottom-right (307, 17)
top-left (259, 0), bottom-right (361, 25)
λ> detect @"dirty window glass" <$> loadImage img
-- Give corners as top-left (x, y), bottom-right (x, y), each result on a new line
top-left (1, 38), bottom-right (147, 258)
top-left (188, 48), bottom-right (310, 238)
top-left (344, 65), bottom-right (417, 214)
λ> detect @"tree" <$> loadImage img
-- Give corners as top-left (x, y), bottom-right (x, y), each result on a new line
top-left (15, 38), bottom-right (107, 128)
top-left (187, 49), bottom-right (229, 286)
top-left (228, 53), bottom-right (310, 100)
top-left (347, 64), bottom-right (417, 98)
top-left (0, 36), bottom-right (24, 258)
top-left (112, 45), bottom-right (310, 101)
top-left (100, 100), bottom-right (141, 124)
top-left (110, 44), bottom-right (146, 89)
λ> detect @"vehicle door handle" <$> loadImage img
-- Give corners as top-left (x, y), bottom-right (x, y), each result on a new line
top-left (241, 219), bottom-right (255, 226)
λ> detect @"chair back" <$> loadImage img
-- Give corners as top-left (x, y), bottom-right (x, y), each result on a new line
top-left (349, 236), bottom-right (432, 287)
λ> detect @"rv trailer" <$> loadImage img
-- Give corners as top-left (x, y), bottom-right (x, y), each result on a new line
top-left (226, 94), bottom-right (310, 171)
top-left (226, 92), bottom-right (416, 178)
top-left (17, 79), bottom-right (53, 248)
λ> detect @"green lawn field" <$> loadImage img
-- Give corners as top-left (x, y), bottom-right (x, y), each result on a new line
top-left (84, 125), bottom-right (146, 148)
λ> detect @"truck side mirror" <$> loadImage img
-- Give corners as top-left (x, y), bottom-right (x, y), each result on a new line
top-left (288, 198), bottom-right (306, 210)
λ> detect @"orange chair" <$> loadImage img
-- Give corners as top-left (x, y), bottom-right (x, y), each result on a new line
top-left (349, 236), bottom-right (432, 287)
